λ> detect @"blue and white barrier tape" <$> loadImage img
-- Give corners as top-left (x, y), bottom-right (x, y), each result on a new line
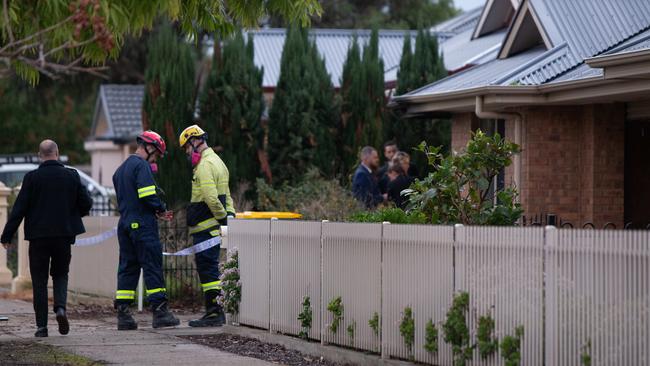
top-left (74, 227), bottom-right (221, 256)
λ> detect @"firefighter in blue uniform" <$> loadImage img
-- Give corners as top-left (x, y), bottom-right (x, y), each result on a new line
top-left (112, 131), bottom-right (179, 330)
top-left (179, 125), bottom-right (235, 327)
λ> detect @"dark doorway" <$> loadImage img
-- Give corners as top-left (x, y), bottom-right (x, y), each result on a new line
top-left (624, 120), bottom-right (650, 227)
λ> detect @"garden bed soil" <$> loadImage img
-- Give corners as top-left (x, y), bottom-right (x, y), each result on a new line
top-left (182, 333), bottom-right (354, 366)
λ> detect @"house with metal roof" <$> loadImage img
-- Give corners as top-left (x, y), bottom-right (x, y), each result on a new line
top-left (84, 84), bottom-right (144, 186)
top-left (392, 0), bottom-right (650, 229)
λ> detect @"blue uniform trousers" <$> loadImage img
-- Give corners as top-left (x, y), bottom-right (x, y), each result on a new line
top-left (115, 224), bottom-right (167, 307)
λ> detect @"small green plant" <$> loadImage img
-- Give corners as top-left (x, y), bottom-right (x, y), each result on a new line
top-left (297, 296), bottom-right (312, 339)
top-left (369, 312), bottom-right (380, 337)
top-left (217, 248), bottom-right (241, 315)
top-left (501, 325), bottom-right (524, 366)
top-left (424, 319), bottom-right (439, 354)
top-left (442, 292), bottom-right (472, 366)
top-left (580, 339), bottom-right (591, 366)
top-left (348, 207), bottom-right (427, 224)
top-left (347, 321), bottom-right (356, 346)
top-left (477, 313), bottom-right (498, 359)
top-left (327, 296), bottom-right (343, 333)
top-left (399, 307), bottom-right (415, 353)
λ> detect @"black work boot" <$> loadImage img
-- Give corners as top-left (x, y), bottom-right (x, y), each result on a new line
top-left (55, 307), bottom-right (69, 335)
top-left (34, 327), bottom-right (48, 337)
top-left (152, 302), bottom-right (180, 329)
top-left (116, 303), bottom-right (138, 330)
top-left (188, 292), bottom-right (225, 327)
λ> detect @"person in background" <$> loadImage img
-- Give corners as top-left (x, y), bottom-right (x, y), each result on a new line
top-left (386, 163), bottom-right (414, 210)
top-left (392, 151), bottom-right (412, 178)
top-left (377, 140), bottom-right (398, 194)
top-left (1, 140), bottom-right (92, 337)
top-left (352, 146), bottom-right (386, 209)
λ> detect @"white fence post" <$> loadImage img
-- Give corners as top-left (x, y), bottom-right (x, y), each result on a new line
top-left (10, 186), bottom-right (31, 293)
top-left (0, 182), bottom-right (13, 285)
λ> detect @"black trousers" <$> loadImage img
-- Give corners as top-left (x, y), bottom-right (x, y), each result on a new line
top-left (28, 237), bottom-right (73, 327)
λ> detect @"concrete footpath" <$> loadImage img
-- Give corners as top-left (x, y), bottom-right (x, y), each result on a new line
top-left (0, 297), bottom-right (274, 366)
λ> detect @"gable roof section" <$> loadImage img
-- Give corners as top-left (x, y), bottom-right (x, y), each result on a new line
top-left (245, 29), bottom-right (422, 88)
top-left (396, 0), bottom-right (650, 101)
top-left (473, 0), bottom-right (519, 39)
top-left (90, 84), bottom-right (144, 141)
top-left (498, 0), bottom-right (552, 58)
top-left (441, 27), bottom-right (507, 71)
top-left (432, 6), bottom-right (483, 36)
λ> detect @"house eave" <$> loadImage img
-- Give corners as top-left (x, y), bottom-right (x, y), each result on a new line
top-left (393, 76), bottom-right (650, 115)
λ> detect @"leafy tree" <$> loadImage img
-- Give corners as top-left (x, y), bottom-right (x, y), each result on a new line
top-left (339, 29), bottom-right (385, 177)
top-left (405, 131), bottom-right (523, 225)
top-left (267, 27), bottom-right (338, 183)
top-left (271, 0), bottom-right (458, 29)
top-left (1, 0), bottom-right (321, 83)
top-left (200, 31), bottom-right (264, 199)
top-left (142, 24), bottom-right (195, 206)
top-left (387, 27), bottom-right (449, 175)
top-left (0, 76), bottom-right (97, 163)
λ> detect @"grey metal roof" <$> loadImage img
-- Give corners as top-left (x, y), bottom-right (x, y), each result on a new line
top-left (402, 0), bottom-right (650, 98)
top-left (440, 28), bottom-right (507, 71)
top-left (93, 84), bottom-right (144, 140)
top-left (246, 28), bottom-right (420, 88)
top-left (431, 7), bottom-right (483, 35)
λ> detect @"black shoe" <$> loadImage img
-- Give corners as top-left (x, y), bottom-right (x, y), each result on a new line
top-left (116, 303), bottom-right (138, 331)
top-left (55, 308), bottom-right (69, 335)
top-left (152, 302), bottom-right (180, 329)
top-left (188, 311), bottom-right (225, 327)
top-left (34, 327), bottom-right (48, 337)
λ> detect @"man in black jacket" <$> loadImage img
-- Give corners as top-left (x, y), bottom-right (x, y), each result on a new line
top-left (1, 140), bottom-right (92, 337)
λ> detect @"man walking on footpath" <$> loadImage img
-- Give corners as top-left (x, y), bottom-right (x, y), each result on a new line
top-left (112, 131), bottom-right (179, 330)
top-left (179, 125), bottom-right (235, 327)
top-left (352, 146), bottom-right (386, 209)
top-left (1, 140), bottom-right (93, 337)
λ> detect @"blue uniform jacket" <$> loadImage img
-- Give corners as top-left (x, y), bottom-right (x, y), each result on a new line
top-left (112, 155), bottom-right (166, 230)
top-left (352, 164), bottom-right (384, 209)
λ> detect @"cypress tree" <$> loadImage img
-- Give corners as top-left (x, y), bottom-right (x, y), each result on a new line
top-left (339, 29), bottom-right (385, 177)
top-left (268, 27), bottom-right (338, 184)
top-left (142, 24), bottom-right (195, 206)
top-left (386, 28), bottom-right (450, 176)
top-left (199, 31), bottom-right (264, 196)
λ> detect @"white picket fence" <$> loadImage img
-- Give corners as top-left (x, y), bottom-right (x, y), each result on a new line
top-left (227, 218), bottom-right (650, 365)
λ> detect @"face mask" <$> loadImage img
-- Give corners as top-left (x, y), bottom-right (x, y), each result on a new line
top-left (150, 163), bottom-right (158, 174)
top-left (190, 151), bottom-right (201, 166)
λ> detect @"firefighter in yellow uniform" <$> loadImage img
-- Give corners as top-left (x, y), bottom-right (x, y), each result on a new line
top-left (179, 125), bottom-right (235, 327)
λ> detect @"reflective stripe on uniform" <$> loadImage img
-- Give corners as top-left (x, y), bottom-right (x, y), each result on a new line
top-left (189, 217), bottom-right (219, 234)
top-left (116, 290), bottom-right (136, 300)
top-left (209, 229), bottom-right (220, 237)
top-left (201, 281), bottom-right (222, 292)
top-left (137, 185), bottom-right (156, 198)
top-left (146, 287), bottom-right (166, 296)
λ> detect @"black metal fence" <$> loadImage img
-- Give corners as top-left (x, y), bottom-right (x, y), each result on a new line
top-left (158, 221), bottom-right (203, 305)
top-left (521, 213), bottom-right (650, 230)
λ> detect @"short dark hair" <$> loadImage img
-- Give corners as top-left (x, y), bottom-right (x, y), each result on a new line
top-left (383, 140), bottom-right (398, 150)
top-left (359, 146), bottom-right (376, 160)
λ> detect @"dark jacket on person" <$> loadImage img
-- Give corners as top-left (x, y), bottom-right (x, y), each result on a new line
top-left (387, 175), bottom-right (415, 210)
top-left (352, 164), bottom-right (384, 209)
top-left (1, 160), bottom-right (93, 243)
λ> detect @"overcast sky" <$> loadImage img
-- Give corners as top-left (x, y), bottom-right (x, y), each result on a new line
top-left (454, 0), bottom-right (486, 11)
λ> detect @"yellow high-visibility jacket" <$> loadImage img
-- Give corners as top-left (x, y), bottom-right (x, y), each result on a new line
top-left (189, 148), bottom-right (235, 235)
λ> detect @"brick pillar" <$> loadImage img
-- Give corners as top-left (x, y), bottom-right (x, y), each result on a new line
top-left (0, 182), bottom-right (13, 285)
top-left (11, 186), bottom-right (31, 293)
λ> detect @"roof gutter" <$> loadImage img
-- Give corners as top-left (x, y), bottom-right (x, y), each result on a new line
top-left (475, 96), bottom-right (523, 202)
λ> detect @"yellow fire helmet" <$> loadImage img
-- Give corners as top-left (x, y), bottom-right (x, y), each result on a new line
top-left (179, 124), bottom-right (206, 147)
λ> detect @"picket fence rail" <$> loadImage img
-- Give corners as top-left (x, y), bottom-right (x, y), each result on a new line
top-left (227, 218), bottom-right (650, 366)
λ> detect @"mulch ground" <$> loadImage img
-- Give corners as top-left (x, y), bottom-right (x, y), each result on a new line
top-left (182, 333), bottom-right (354, 366)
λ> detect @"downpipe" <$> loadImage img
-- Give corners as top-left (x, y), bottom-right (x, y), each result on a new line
top-left (474, 96), bottom-right (523, 202)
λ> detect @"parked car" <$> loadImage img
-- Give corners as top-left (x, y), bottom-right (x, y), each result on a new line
top-left (0, 161), bottom-right (115, 215)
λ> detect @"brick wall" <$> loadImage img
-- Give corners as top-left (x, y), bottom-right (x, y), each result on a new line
top-left (449, 104), bottom-right (625, 228)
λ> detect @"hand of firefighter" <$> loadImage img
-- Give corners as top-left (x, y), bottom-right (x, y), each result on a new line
top-left (156, 210), bottom-right (174, 221)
